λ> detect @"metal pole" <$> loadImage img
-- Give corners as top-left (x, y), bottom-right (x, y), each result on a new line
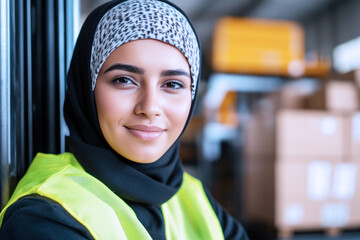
top-left (58, 0), bottom-right (66, 153)
top-left (0, 0), bottom-right (12, 208)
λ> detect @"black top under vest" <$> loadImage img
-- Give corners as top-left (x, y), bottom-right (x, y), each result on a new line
top-left (0, 187), bottom-right (249, 240)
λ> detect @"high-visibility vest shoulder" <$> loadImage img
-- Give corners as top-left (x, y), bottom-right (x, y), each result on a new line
top-left (0, 153), bottom-right (224, 240)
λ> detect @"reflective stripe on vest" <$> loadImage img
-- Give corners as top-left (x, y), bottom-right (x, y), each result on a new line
top-left (0, 153), bottom-right (224, 240)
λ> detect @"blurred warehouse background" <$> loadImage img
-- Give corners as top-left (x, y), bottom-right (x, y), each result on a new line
top-left (1, 0), bottom-right (360, 239)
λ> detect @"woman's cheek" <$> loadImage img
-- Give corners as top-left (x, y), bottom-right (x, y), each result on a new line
top-left (169, 97), bottom-right (191, 130)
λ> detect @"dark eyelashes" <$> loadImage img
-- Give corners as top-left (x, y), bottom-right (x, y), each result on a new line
top-left (163, 80), bottom-right (187, 89)
top-left (111, 76), bottom-right (136, 84)
top-left (108, 75), bottom-right (188, 90)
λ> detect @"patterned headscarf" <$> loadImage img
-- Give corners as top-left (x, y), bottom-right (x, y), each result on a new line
top-left (90, 0), bottom-right (200, 99)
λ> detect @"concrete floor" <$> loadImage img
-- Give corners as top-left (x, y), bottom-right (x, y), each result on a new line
top-left (282, 231), bottom-right (360, 240)
top-left (246, 225), bottom-right (360, 240)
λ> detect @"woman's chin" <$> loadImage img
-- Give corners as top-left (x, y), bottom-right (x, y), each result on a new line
top-left (118, 151), bottom-right (163, 164)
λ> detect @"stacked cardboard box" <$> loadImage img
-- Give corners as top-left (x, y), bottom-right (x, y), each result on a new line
top-left (244, 80), bottom-right (360, 237)
top-left (305, 80), bottom-right (359, 113)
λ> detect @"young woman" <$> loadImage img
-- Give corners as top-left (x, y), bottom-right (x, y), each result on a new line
top-left (0, 0), bottom-right (249, 239)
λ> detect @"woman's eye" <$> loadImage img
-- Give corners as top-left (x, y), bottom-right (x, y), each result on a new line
top-left (111, 76), bottom-right (135, 86)
top-left (162, 80), bottom-right (185, 89)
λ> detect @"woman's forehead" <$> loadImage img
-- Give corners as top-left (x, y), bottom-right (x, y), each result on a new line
top-left (100, 39), bottom-right (190, 74)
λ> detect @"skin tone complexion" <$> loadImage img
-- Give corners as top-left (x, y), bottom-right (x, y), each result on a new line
top-left (94, 39), bottom-right (192, 163)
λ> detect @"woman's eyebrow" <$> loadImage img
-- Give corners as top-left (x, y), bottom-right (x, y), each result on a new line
top-left (104, 63), bottom-right (144, 74)
top-left (161, 69), bottom-right (190, 78)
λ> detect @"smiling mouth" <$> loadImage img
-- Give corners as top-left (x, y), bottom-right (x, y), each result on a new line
top-left (125, 125), bottom-right (165, 141)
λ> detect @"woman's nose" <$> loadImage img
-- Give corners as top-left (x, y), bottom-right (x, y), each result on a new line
top-left (134, 85), bottom-right (162, 118)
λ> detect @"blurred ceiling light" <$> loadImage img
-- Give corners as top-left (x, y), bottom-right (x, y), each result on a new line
top-left (333, 36), bottom-right (360, 73)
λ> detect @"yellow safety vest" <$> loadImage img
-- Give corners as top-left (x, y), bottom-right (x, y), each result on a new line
top-left (0, 153), bottom-right (224, 240)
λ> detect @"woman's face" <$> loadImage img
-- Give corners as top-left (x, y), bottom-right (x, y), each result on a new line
top-left (94, 39), bottom-right (192, 163)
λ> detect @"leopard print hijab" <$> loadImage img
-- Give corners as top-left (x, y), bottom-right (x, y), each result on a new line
top-left (90, 0), bottom-right (200, 99)
top-left (64, 0), bottom-right (201, 206)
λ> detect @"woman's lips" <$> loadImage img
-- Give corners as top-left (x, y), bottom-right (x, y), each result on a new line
top-left (125, 125), bottom-right (165, 141)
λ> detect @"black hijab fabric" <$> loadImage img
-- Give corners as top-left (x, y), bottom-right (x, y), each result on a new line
top-left (63, 0), bottom-right (200, 206)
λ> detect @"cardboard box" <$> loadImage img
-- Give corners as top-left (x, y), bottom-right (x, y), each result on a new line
top-left (277, 200), bottom-right (355, 230)
top-left (261, 85), bottom-right (309, 111)
top-left (344, 112), bottom-right (360, 157)
top-left (276, 110), bottom-right (345, 158)
top-left (244, 158), bottom-right (275, 224)
top-left (244, 112), bottom-right (276, 158)
top-left (352, 68), bottom-right (360, 88)
top-left (275, 157), bottom-right (359, 229)
top-left (349, 159), bottom-right (360, 227)
top-left (276, 157), bottom-right (338, 203)
top-left (305, 80), bottom-right (359, 113)
top-left (245, 157), bottom-right (336, 227)
top-left (276, 196), bottom-right (324, 229)
top-left (244, 85), bottom-right (312, 159)
top-left (245, 109), bottom-right (346, 160)
top-left (245, 156), bottom-right (360, 230)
